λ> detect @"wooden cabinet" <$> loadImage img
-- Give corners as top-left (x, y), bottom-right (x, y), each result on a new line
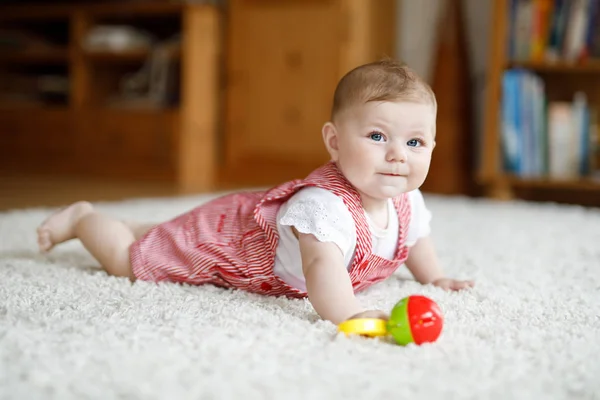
top-left (0, 0), bottom-right (397, 194)
top-left (221, 0), bottom-right (396, 187)
top-left (0, 2), bottom-right (220, 193)
top-left (0, 108), bottom-right (74, 167)
top-left (75, 110), bottom-right (178, 180)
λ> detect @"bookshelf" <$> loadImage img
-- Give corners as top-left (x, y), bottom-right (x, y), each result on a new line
top-left (479, 0), bottom-right (600, 201)
top-left (0, 1), bottom-right (221, 194)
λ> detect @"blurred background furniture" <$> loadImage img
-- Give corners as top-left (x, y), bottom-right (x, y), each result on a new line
top-left (0, 0), bottom-right (402, 207)
top-left (421, 0), bottom-right (474, 196)
top-left (479, 0), bottom-right (600, 206)
top-left (2, 0), bottom-right (598, 210)
top-left (220, 0), bottom-right (396, 188)
top-left (0, 1), bottom-right (221, 199)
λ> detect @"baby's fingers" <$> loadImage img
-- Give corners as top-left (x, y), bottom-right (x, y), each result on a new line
top-left (451, 280), bottom-right (475, 290)
top-left (348, 310), bottom-right (389, 321)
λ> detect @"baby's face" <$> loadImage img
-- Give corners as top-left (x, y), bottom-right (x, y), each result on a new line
top-left (329, 101), bottom-right (435, 202)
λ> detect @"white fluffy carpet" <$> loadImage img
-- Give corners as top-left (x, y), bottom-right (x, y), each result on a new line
top-left (1, 192), bottom-right (599, 400)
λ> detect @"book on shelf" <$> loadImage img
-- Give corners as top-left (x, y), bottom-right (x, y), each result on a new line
top-left (500, 69), bottom-right (599, 180)
top-left (507, 0), bottom-right (600, 63)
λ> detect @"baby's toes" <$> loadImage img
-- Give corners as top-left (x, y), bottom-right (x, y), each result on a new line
top-left (37, 228), bottom-right (53, 252)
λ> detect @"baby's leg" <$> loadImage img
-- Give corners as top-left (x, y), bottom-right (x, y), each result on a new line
top-left (122, 220), bottom-right (155, 240)
top-left (37, 201), bottom-right (135, 280)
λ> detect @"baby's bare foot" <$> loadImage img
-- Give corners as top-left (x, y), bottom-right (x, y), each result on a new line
top-left (37, 201), bottom-right (94, 252)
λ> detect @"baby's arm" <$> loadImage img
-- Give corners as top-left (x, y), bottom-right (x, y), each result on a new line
top-left (296, 229), bottom-right (386, 324)
top-left (405, 236), bottom-right (474, 290)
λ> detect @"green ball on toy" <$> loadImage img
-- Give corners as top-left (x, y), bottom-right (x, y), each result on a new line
top-left (386, 295), bottom-right (444, 345)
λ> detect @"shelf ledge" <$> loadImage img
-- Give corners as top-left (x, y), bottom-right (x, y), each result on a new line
top-left (506, 60), bottom-right (600, 73)
top-left (505, 176), bottom-right (600, 191)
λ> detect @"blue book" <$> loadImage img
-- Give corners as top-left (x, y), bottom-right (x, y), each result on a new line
top-left (501, 70), bottom-right (523, 174)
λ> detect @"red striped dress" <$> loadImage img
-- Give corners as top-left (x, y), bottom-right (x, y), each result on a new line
top-left (129, 161), bottom-right (412, 298)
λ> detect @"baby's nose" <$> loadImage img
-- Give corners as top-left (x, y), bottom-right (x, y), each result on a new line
top-left (386, 144), bottom-right (407, 163)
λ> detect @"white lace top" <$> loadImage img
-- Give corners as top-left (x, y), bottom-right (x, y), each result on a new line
top-left (272, 187), bottom-right (432, 291)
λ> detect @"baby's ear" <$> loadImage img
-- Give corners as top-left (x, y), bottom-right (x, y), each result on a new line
top-left (322, 122), bottom-right (340, 160)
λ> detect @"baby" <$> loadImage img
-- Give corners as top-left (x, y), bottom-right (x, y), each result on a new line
top-left (37, 59), bottom-right (474, 325)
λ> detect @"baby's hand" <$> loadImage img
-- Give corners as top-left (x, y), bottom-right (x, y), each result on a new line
top-left (346, 309), bottom-right (389, 321)
top-left (432, 278), bottom-right (474, 291)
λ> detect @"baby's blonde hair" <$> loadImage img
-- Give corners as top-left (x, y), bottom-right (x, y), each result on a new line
top-left (331, 58), bottom-right (437, 121)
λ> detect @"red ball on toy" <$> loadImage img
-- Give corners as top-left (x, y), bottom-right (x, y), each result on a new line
top-left (386, 295), bottom-right (444, 345)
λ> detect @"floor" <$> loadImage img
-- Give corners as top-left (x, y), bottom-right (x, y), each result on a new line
top-left (3, 189), bottom-right (598, 399)
top-left (0, 173), bottom-right (181, 211)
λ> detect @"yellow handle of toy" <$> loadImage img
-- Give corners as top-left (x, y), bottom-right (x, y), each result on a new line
top-left (337, 318), bottom-right (388, 337)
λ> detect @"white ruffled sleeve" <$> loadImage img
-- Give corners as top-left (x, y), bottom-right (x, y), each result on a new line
top-left (278, 187), bottom-right (355, 256)
top-left (405, 189), bottom-right (432, 247)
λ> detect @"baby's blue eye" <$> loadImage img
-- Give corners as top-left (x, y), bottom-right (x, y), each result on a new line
top-left (407, 139), bottom-right (421, 147)
top-left (370, 133), bottom-right (384, 142)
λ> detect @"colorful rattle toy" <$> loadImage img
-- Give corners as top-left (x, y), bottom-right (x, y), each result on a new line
top-left (337, 295), bottom-right (444, 345)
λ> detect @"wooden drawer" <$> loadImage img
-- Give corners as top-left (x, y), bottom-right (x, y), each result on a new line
top-left (0, 108), bottom-right (74, 162)
top-left (76, 110), bottom-right (177, 165)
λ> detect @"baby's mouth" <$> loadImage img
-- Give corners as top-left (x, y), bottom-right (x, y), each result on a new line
top-left (380, 173), bottom-right (405, 177)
